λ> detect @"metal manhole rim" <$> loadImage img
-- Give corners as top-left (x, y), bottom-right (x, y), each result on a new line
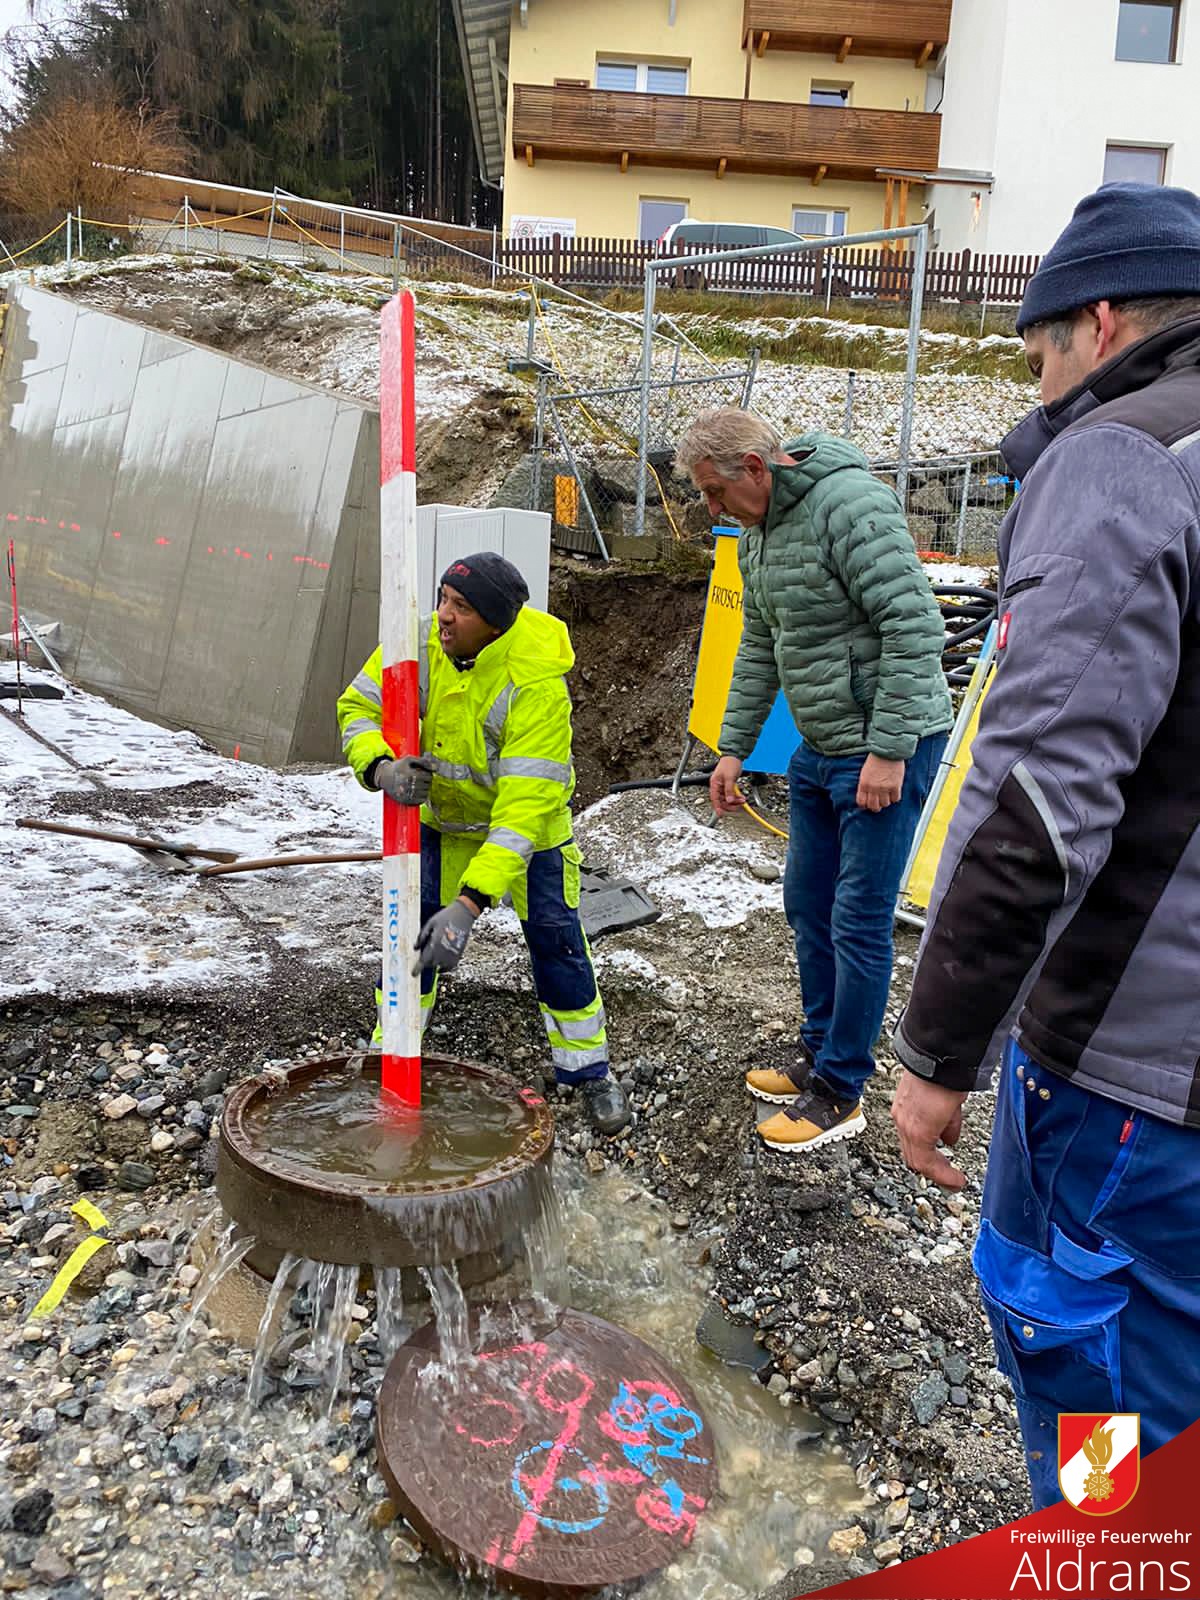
top-left (221, 1051), bottom-right (555, 1203)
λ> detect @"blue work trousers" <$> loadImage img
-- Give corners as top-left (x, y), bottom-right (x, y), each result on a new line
top-left (419, 824), bottom-right (608, 1086)
top-left (975, 1040), bottom-right (1200, 1509)
top-left (783, 733), bottom-right (945, 1103)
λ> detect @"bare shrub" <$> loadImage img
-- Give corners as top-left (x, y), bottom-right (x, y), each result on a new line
top-left (0, 90), bottom-right (187, 223)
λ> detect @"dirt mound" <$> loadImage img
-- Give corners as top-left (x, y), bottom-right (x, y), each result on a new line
top-left (551, 561), bottom-right (709, 807)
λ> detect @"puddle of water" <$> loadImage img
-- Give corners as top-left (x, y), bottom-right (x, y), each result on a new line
top-left (30, 1167), bottom-right (863, 1600)
top-left (242, 1059), bottom-right (532, 1182)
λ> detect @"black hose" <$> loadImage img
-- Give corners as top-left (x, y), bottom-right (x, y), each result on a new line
top-left (609, 770), bottom-right (715, 794)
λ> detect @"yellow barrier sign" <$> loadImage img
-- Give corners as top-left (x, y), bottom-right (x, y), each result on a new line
top-left (905, 668), bottom-right (994, 909)
top-left (688, 533), bottom-right (799, 774)
top-left (689, 534), bottom-right (748, 752)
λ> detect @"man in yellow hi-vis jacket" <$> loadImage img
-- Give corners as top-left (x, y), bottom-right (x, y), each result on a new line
top-left (337, 551), bottom-right (630, 1135)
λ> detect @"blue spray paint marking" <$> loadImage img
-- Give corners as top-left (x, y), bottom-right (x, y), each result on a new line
top-left (603, 1385), bottom-right (709, 1520)
top-left (511, 1441), bottom-right (610, 1534)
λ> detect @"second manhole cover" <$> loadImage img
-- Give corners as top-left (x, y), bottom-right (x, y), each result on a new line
top-left (376, 1304), bottom-right (719, 1597)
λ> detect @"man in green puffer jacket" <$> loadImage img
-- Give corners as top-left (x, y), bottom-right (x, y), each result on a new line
top-left (677, 407), bottom-right (951, 1157)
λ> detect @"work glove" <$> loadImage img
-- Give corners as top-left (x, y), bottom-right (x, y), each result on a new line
top-left (412, 898), bottom-right (478, 975)
top-left (374, 756), bottom-right (433, 807)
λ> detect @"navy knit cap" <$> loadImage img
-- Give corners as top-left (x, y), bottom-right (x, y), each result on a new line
top-left (440, 551), bottom-right (529, 632)
top-left (1017, 182), bottom-right (1200, 332)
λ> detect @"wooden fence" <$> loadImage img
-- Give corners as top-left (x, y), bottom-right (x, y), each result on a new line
top-left (117, 168), bottom-right (1039, 304)
top-left (499, 235), bottom-right (1040, 304)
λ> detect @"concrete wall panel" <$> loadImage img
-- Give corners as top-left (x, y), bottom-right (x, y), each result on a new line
top-left (1, 284), bottom-right (377, 765)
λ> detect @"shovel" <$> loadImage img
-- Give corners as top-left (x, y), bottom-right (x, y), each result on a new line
top-left (16, 816), bottom-right (242, 869)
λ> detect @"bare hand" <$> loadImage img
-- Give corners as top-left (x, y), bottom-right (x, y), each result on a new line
top-left (891, 1070), bottom-right (968, 1191)
top-left (710, 755), bottom-right (746, 816)
top-left (857, 754), bottom-right (905, 812)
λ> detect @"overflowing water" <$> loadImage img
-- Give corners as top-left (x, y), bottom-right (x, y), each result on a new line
top-left (156, 1163), bottom-right (865, 1599)
top-left (242, 1058), bottom-right (532, 1183)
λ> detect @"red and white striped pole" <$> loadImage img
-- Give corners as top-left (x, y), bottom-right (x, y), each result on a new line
top-left (379, 291), bottom-right (422, 1106)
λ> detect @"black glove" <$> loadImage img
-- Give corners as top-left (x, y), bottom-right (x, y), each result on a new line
top-left (374, 756), bottom-right (433, 807)
top-left (412, 898), bottom-right (478, 975)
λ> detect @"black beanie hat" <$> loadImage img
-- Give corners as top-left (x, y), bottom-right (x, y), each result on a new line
top-left (440, 551), bottom-right (530, 632)
top-left (1017, 182), bottom-right (1200, 332)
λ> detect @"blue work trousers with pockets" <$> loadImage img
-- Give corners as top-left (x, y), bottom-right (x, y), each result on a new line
top-left (783, 733), bottom-right (945, 1104)
top-left (975, 1039), bottom-right (1200, 1509)
top-left (419, 824), bottom-right (608, 1086)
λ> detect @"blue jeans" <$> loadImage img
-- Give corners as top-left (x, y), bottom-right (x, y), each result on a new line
top-left (782, 733), bottom-right (944, 1104)
top-left (977, 1040), bottom-right (1200, 1509)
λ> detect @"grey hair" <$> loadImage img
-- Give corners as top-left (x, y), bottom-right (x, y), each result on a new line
top-left (1030, 294), bottom-right (1200, 350)
top-left (675, 407), bottom-right (783, 480)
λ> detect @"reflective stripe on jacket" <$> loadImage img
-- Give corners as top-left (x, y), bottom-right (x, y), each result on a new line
top-left (336, 607), bottom-right (577, 903)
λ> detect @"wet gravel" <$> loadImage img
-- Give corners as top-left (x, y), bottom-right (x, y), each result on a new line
top-left (0, 791), bottom-right (1028, 1597)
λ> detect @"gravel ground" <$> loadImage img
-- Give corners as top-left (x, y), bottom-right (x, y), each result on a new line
top-left (0, 770), bottom-right (1029, 1599)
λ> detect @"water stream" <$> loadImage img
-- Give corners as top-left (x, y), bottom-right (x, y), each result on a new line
top-left (157, 1162), bottom-right (865, 1598)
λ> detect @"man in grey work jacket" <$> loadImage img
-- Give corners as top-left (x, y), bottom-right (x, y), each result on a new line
top-left (892, 182), bottom-right (1200, 1508)
top-left (677, 408), bottom-right (951, 1157)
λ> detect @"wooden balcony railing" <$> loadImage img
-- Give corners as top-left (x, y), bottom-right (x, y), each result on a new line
top-left (511, 84), bottom-right (941, 183)
top-left (742, 0), bottom-right (952, 63)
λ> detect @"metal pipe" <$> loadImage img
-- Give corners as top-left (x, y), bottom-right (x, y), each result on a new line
top-left (670, 733), bottom-right (700, 800)
top-left (265, 195), bottom-right (276, 260)
top-left (525, 291), bottom-right (536, 360)
top-left (954, 460), bottom-right (972, 557)
top-left (897, 224), bottom-right (927, 505)
top-left (18, 615), bottom-right (64, 676)
top-left (636, 260), bottom-right (657, 537)
top-left (843, 370), bottom-right (857, 438)
top-left (741, 346), bottom-right (760, 408)
top-left (340, 210), bottom-right (345, 272)
top-left (531, 371), bottom-right (548, 513)
top-left (64, 211), bottom-right (72, 267)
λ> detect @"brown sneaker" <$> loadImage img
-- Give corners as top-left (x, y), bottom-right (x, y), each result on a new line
top-left (745, 1044), bottom-right (815, 1104)
top-left (757, 1084), bottom-right (865, 1153)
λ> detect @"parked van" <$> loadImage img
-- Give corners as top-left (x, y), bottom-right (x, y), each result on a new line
top-left (656, 220), bottom-right (805, 253)
top-left (655, 219), bottom-right (807, 289)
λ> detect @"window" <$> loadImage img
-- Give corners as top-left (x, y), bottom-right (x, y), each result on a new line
top-left (810, 82), bottom-right (851, 108)
top-left (792, 208), bottom-right (848, 238)
top-left (639, 198), bottom-right (687, 241)
top-left (596, 60), bottom-right (688, 93)
top-left (1103, 142), bottom-right (1168, 184)
top-left (1116, 0), bottom-right (1180, 62)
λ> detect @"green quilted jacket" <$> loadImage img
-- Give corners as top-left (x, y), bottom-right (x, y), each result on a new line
top-left (720, 434), bottom-right (952, 762)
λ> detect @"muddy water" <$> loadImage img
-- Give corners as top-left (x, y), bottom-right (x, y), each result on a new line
top-left (366, 1166), bottom-right (865, 1598)
top-left (242, 1060), bottom-right (531, 1182)
top-left (46, 1170), bottom-right (864, 1600)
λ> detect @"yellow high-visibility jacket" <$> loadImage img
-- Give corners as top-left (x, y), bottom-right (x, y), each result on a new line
top-left (336, 607), bottom-right (577, 905)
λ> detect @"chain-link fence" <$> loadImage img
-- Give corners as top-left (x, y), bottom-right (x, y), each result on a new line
top-left (528, 367), bottom-right (757, 557)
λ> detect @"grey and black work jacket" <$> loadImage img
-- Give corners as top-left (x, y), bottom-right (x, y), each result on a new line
top-left (896, 316), bottom-right (1200, 1128)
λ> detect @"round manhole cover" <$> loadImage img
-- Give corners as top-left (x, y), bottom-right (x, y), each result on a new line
top-left (376, 1305), bottom-right (718, 1596)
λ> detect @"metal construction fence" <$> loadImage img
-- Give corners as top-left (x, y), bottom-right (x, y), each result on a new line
top-left (3, 170), bottom-right (1041, 304)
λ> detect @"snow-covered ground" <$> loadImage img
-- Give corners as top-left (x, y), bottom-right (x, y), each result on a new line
top-left (6, 254), bottom-right (1037, 461)
top-left (1, 673), bottom-right (381, 999)
top-left (0, 672), bottom-right (791, 1006)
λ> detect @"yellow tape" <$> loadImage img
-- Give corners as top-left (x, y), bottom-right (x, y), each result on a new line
top-left (905, 666), bottom-right (995, 909)
top-left (29, 1198), bottom-right (111, 1319)
top-left (73, 1197), bottom-right (109, 1231)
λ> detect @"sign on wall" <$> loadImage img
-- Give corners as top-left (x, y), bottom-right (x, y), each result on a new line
top-left (510, 215), bottom-right (578, 240)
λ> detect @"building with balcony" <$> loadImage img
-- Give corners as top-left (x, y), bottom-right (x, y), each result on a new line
top-left (928, 0), bottom-right (1200, 256)
top-left (452, 0), bottom-right (948, 241)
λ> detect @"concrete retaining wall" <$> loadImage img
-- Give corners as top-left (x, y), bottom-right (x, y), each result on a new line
top-left (1, 283), bottom-right (379, 766)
